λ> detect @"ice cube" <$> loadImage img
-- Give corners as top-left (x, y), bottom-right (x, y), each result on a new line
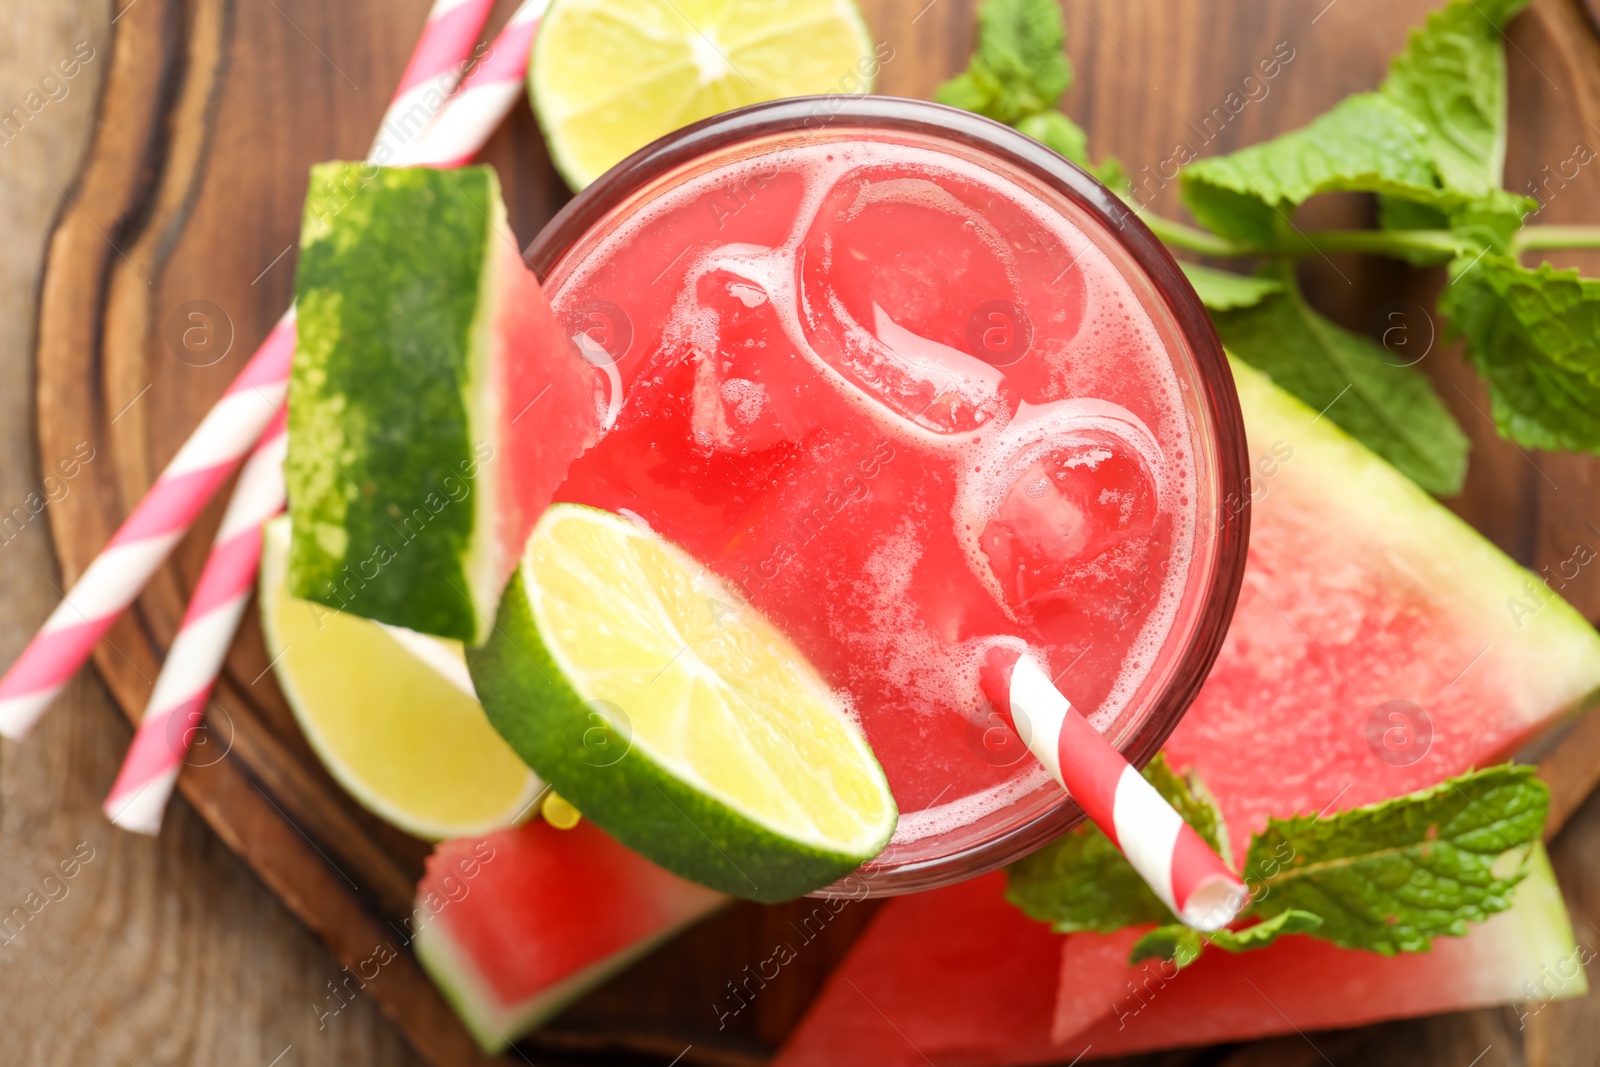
top-left (672, 267), bottom-right (819, 456)
top-left (958, 401), bottom-right (1167, 624)
top-left (797, 167), bottom-right (1028, 435)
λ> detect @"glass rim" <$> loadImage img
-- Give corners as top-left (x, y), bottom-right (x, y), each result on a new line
top-left (525, 94), bottom-right (1251, 898)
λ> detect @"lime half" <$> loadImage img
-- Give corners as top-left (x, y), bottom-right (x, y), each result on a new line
top-left (530, 0), bottom-right (877, 189)
top-left (467, 504), bottom-right (896, 901)
top-left (261, 518), bottom-right (542, 840)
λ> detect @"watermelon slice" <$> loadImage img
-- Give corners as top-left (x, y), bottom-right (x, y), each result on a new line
top-left (1069, 846), bottom-right (1582, 1058)
top-left (287, 163), bottom-right (598, 643)
top-left (413, 819), bottom-right (725, 1053)
top-left (1165, 359), bottom-right (1600, 848)
top-left (772, 848), bottom-right (1580, 1066)
top-left (773, 360), bottom-right (1600, 1065)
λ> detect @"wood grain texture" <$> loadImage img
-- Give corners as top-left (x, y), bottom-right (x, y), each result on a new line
top-left (9, 0), bottom-right (1600, 1064)
top-left (0, 2), bottom-right (427, 1066)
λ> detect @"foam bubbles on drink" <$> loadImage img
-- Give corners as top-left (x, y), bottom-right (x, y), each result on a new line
top-left (720, 377), bottom-right (767, 423)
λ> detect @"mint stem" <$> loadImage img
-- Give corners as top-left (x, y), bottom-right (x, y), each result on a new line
top-left (1512, 225), bottom-right (1600, 253)
top-left (1142, 209), bottom-right (1600, 264)
top-left (1280, 229), bottom-right (1467, 258)
top-left (1137, 210), bottom-right (1469, 262)
top-left (1136, 211), bottom-right (1253, 257)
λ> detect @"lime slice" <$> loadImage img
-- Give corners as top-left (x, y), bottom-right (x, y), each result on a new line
top-left (261, 517), bottom-right (542, 840)
top-left (530, 0), bottom-right (878, 189)
top-left (467, 504), bottom-right (896, 901)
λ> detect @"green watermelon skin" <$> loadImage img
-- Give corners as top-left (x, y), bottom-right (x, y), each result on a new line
top-left (413, 819), bottom-right (725, 1053)
top-left (772, 361), bottom-right (1598, 1065)
top-left (288, 163), bottom-right (596, 643)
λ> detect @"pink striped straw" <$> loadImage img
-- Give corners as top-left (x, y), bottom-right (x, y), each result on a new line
top-left (380, 0), bottom-right (502, 138)
top-left (980, 643), bottom-right (1246, 931)
top-left (102, 0), bottom-right (549, 831)
top-left (0, 0), bottom-right (500, 742)
top-left (394, 0), bottom-right (547, 168)
top-left (104, 415), bottom-right (288, 832)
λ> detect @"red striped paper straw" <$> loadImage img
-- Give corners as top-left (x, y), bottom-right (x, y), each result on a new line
top-left (979, 643), bottom-right (1246, 931)
top-left (0, 0), bottom-right (501, 742)
top-left (100, 1), bottom-right (547, 829)
top-left (0, 339), bottom-right (292, 738)
top-left (380, 0), bottom-right (501, 139)
top-left (394, 0), bottom-right (547, 168)
top-left (103, 415), bottom-right (288, 833)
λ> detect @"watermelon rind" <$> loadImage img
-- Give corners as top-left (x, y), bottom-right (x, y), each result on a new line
top-left (413, 897), bottom-right (715, 1054)
top-left (287, 162), bottom-right (505, 643)
top-left (1502, 844), bottom-right (1587, 1002)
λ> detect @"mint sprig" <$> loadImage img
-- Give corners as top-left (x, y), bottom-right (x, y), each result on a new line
top-left (1005, 764), bottom-right (1548, 966)
top-left (934, 0), bottom-right (1122, 185)
top-left (1243, 764), bottom-right (1546, 954)
top-left (943, 0), bottom-right (1600, 490)
top-left (934, 0), bottom-right (1069, 125)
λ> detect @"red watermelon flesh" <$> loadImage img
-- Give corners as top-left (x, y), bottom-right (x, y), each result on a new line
top-left (773, 872), bottom-right (1065, 1067)
top-left (413, 819), bottom-right (725, 1053)
top-left (1165, 360), bottom-right (1600, 854)
top-left (774, 361), bottom-right (1599, 1065)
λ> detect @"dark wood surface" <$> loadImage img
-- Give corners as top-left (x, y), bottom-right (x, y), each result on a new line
top-left (12, 0), bottom-right (1600, 1063)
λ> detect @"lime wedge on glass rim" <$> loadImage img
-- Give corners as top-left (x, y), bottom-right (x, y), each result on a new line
top-left (260, 517), bottom-right (542, 840)
top-left (529, 0), bottom-right (878, 189)
top-left (467, 504), bottom-right (897, 902)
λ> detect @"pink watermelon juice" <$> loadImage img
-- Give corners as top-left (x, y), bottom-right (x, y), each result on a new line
top-left (528, 99), bottom-right (1245, 888)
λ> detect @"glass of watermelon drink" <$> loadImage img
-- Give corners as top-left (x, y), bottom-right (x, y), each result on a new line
top-left (525, 98), bottom-right (1248, 895)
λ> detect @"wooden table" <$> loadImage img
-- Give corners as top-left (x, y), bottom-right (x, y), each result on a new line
top-left (6, 0), bottom-right (1600, 1064)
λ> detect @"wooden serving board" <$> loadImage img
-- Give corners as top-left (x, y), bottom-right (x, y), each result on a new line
top-left (32, 0), bottom-right (1600, 1063)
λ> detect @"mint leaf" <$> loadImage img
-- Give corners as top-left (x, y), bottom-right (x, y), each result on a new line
top-left (1130, 910), bottom-right (1323, 969)
top-left (1180, 263), bottom-right (1286, 311)
top-left (1207, 908), bottom-right (1323, 951)
top-left (1180, 93), bottom-right (1439, 246)
top-left (937, 0), bottom-right (1129, 187)
top-left (1374, 0), bottom-right (1535, 252)
top-left (1181, 0), bottom-right (1534, 250)
top-left (1243, 765), bottom-right (1547, 955)
top-left (935, 0), bottom-right (1070, 126)
top-left (1212, 275), bottom-right (1469, 495)
top-left (1129, 925), bottom-right (1204, 967)
top-left (1016, 110), bottom-right (1090, 169)
top-left (1005, 754), bottom-right (1225, 932)
top-left (1440, 252), bottom-right (1600, 453)
top-left (1379, 0), bottom-right (1530, 196)
top-left (1092, 155), bottom-right (1132, 196)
